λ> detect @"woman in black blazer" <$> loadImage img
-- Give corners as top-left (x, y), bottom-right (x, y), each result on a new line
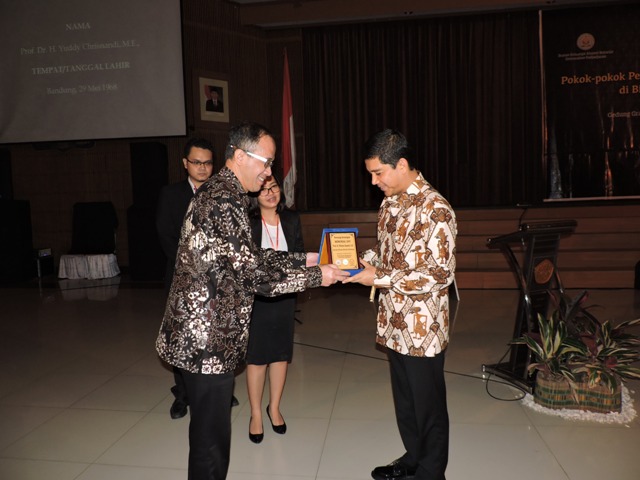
top-left (246, 175), bottom-right (304, 444)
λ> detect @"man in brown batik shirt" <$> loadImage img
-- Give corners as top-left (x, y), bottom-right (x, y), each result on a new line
top-left (345, 129), bottom-right (457, 480)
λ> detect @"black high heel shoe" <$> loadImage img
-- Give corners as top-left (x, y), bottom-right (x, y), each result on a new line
top-left (248, 417), bottom-right (264, 444)
top-left (266, 404), bottom-right (287, 434)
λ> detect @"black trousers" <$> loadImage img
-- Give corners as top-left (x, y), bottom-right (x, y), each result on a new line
top-left (172, 366), bottom-right (188, 404)
top-left (180, 369), bottom-right (235, 480)
top-left (387, 349), bottom-right (449, 480)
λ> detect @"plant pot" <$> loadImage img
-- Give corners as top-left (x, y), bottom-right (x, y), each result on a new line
top-left (534, 374), bottom-right (622, 413)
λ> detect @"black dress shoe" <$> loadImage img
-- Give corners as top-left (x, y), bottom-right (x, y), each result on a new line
top-left (266, 404), bottom-right (286, 434)
top-left (169, 399), bottom-right (188, 419)
top-left (371, 459), bottom-right (417, 480)
top-left (248, 417), bottom-right (264, 444)
top-left (231, 395), bottom-right (239, 407)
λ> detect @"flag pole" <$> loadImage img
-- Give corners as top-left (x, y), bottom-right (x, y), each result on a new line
top-left (281, 48), bottom-right (296, 208)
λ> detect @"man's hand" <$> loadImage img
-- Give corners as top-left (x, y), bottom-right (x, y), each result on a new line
top-left (319, 264), bottom-right (350, 286)
top-left (342, 259), bottom-right (375, 286)
top-left (306, 252), bottom-right (319, 267)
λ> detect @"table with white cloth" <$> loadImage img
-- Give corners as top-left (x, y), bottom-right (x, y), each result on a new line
top-left (58, 254), bottom-right (120, 279)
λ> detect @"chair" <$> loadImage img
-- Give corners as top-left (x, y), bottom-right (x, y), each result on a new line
top-left (58, 202), bottom-right (121, 279)
top-left (69, 201), bottom-right (118, 254)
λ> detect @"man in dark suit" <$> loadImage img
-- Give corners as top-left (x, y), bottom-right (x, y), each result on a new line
top-left (205, 87), bottom-right (224, 112)
top-left (157, 138), bottom-right (214, 293)
top-left (156, 138), bottom-right (215, 419)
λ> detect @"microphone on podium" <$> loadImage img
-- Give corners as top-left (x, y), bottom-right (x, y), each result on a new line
top-left (516, 203), bottom-right (532, 228)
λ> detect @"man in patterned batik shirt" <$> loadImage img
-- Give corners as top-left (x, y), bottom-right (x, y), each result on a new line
top-left (345, 129), bottom-right (456, 480)
top-left (156, 122), bottom-right (349, 480)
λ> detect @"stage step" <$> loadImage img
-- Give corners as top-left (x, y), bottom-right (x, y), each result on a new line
top-left (300, 203), bottom-right (640, 290)
top-left (455, 268), bottom-right (635, 289)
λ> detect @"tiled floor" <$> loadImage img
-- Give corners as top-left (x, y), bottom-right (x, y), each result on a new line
top-left (1, 276), bottom-right (639, 480)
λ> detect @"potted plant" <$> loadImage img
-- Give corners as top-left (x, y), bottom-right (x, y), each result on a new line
top-left (513, 290), bottom-right (640, 413)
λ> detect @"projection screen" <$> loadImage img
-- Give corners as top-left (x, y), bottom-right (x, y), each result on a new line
top-left (0, 0), bottom-right (186, 145)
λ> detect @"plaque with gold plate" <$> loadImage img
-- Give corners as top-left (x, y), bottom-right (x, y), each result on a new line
top-left (317, 228), bottom-right (362, 275)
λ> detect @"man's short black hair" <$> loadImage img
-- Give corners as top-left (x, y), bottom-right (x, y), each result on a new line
top-left (183, 138), bottom-right (214, 159)
top-left (364, 129), bottom-right (415, 170)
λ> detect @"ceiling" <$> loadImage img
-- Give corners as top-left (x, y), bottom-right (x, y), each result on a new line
top-left (225, 0), bottom-right (621, 28)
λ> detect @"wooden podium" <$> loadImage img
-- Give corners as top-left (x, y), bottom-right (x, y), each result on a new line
top-left (482, 220), bottom-right (577, 392)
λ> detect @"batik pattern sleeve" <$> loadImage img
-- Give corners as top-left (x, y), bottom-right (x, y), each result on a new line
top-left (156, 182), bottom-right (255, 375)
top-left (375, 189), bottom-right (456, 294)
top-left (156, 167), bottom-right (322, 374)
top-left (252, 248), bottom-right (322, 297)
top-left (373, 173), bottom-right (457, 357)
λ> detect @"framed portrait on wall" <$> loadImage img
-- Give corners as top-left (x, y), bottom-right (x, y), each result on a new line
top-left (193, 71), bottom-right (229, 124)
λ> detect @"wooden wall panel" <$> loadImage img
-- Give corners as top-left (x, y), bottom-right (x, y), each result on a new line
top-left (300, 203), bottom-right (640, 289)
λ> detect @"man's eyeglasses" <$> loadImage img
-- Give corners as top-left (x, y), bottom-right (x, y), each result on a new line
top-left (260, 185), bottom-right (280, 196)
top-left (186, 159), bottom-right (214, 167)
top-left (230, 145), bottom-right (274, 169)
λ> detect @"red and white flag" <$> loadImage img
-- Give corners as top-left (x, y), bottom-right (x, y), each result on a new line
top-left (281, 48), bottom-right (296, 208)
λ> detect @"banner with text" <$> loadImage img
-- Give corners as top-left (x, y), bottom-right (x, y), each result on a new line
top-left (543, 5), bottom-right (640, 199)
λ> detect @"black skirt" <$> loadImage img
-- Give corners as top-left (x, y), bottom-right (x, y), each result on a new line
top-left (246, 293), bottom-right (296, 365)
